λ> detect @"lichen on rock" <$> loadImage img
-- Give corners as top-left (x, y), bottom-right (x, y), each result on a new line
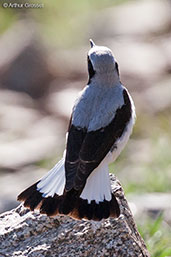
top-left (0, 174), bottom-right (150, 257)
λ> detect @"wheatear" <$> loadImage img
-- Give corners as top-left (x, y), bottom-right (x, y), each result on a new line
top-left (18, 40), bottom-right (136, 221)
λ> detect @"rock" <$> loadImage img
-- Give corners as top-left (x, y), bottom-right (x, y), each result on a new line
top-left (47, 86), bottom-right (80, 118)
top-left (128, 192), bottom-right (171, 225)
top-left (0, 20), bottom-right (52, 99)
top-left (133, 75), bottom-right (171, 114)
top-left (92, 0), bottom-right (171, 38)
top-left (0, 90), bottom-right (35, 109)
top-left (0, 174), bottom-right (150, 257)
top-left (88, 0), bottom-right (171, 83)
top-left (0, 90), bottom-right (65, 170)
top-left (160, 35), bottom-right (171, 70)
top-left (110, 40), bottom-right (167, 78)
top-left (0, 125), bottom-right (63, 169)
top-left (0, 166), bottom-right (48, 214)
top-left (0, 114), bottom-right (64, 169)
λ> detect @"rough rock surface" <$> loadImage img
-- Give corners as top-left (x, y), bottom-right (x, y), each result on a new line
top-left (0, 175), bottom-right (150, 257)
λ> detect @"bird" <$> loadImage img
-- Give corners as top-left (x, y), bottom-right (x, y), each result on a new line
top-left (17, 39), bottom-right (136, 221)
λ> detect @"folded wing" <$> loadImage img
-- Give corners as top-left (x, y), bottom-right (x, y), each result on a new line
top-left (65, 89), bottom-right (132, 192)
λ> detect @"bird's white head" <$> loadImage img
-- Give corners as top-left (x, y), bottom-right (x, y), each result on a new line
top-left (87, 39), bottom-right (119, 85)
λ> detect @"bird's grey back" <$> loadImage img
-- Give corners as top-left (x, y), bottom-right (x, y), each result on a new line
top-left (72, 83), bottom-right (125, 131)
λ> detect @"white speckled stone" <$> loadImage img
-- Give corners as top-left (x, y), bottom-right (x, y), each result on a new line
top-left (0, 174), bottom-right (150, 257)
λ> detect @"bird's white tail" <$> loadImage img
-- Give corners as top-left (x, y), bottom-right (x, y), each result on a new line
top-left (80, 160), bottom-right (112, 203)
top-left (18, 157), bottom-right (120, 220)
top-left (36, 158), bottom-right (112, 204)
top-left (37, 158), bottom-right (66, 197)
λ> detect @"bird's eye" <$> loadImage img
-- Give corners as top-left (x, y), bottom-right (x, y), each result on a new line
top-left (87, 56), bottom-right (95, 84)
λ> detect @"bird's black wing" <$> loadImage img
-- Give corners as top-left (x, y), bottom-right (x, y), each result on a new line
top-left (65, 124), bottom-right (87, 191)
top-left (65, 89), bottom-right (132, 192)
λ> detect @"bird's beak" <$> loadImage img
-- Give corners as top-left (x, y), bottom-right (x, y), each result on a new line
top-left (90, 39), bottom-right (96, 48)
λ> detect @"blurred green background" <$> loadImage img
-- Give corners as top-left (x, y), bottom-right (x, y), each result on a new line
top-left (0, 0), bottom-right (171, 256)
